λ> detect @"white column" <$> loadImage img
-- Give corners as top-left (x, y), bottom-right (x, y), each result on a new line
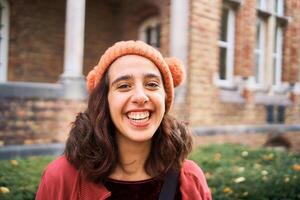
top-left (169, 0), bottom-right (189, 102)
top-left (60, 0), bottom-right (87, 100)
top-left (62, 0), bottom-right (86, 78)
top-left (0, 0), bottom-right (10, 82)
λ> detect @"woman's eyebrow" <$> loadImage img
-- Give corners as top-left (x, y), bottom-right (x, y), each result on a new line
top-left (144, 73), bottom-right (162, 81)
top-left (111, 74), bottom-right (133, 86)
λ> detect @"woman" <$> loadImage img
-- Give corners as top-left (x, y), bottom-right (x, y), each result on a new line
top-left (36, 41), bottom-right (212, 200)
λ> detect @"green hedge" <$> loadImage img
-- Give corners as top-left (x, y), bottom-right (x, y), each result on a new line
top-left (190, 144), bottom-right (300, 200)
top-left (0, 156), bottom-right (54, 200)
top-left (0, 144), bottom-right (300, 200)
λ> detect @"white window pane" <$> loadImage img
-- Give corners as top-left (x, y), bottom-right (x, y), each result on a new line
top-left (273, 25), bottom-right (283, 86)
top-left (275, 0), bottom-right (284, 15)
top-left (257, 0), bottom-right (267, 10)
top-left (218, 5), bottom-right (235, 82)
top-left (254, 17), bottom-right (266, 85)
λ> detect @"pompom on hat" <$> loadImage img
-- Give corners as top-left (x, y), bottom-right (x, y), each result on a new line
top-left (86, 40), bottom-right (185, 112)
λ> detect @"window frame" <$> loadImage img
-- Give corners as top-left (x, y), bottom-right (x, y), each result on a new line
top-left (138, 16), bottom-right (160, 49)
top-left (254, 16), bottom-right (266, 86)
top-left (272, 23), bottom-right (283, 87)
top-left (274, 0), bottom-right (284, 16)
top-left (257, 0), bottom-right (267, 11)
top-left (215, 4), bottom-right (236, 89)
top-left (250, 0), bottom-right (288, 93)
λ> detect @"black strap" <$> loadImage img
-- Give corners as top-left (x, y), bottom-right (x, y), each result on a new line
top-left (159, 171), bottom-right (179, 200)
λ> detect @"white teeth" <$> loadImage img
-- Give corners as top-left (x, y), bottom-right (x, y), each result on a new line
top-left (127, 111), bottom-right (150, 120)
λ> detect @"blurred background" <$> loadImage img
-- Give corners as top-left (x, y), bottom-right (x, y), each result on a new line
top-left (0, 0), bottom-right (300, 154)
top-left (0, 0), bottom-right (300, 199)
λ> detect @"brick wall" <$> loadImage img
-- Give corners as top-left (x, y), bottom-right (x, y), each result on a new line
top-left (8, 0), bottom-right (66, 83)
top-left (283, 0), bottom-right (300, 83)
top-left (187, 0), bottom-right (222, 125)
top-left (83, 0), bottom-right (122, 75)
top-left (8, 0), bottom-right (170, 82)
top-left (0, 98), bottom-right (86, 145)
top-left (234, 0), bottom-right (256, 76)
top-left (186, 0), bottom-right (300, 126)
top-left (2, 0), bottom-right (171, 145)
top-left (4, 0), bottom-right (300, 146)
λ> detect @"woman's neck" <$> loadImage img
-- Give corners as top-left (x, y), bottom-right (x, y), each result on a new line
top-left (109, 134), bottom-right (152, 181)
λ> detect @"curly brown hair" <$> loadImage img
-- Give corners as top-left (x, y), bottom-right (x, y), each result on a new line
top-left (64, 71), bottom-right (193, 183)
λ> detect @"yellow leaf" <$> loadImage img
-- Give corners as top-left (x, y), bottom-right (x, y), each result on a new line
top-left (292, 164), bottom-right (300, 171)
top-left (234, 176), bottom-right (246, 183)
top-left (10, 160), bottom-right (18, 166)
top-left (0, 186), bottom-right (10, 194)
top-left (223, 187), bottom-right (233, 194)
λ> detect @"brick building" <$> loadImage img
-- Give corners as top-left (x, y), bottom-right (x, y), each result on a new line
top-left (0, 0), bottom-right (300, 146)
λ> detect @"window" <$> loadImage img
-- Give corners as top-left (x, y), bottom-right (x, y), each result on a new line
top-left (266, 105), bottom-right (285, 124)
top-left (138, 17), bottom-right (160, 49)
top-left (254, 17), bottom-right (266, 85)
top-left (274, 0), bottom-right (284, 16)
top-left (217, 5), bottom-right (235, 85)
top-left (254, 0), bottom-right (286, 90)
top-left (0, 0), bottom-right (9, 82)
top-left (257, 0), bottom-right (267, 10)
top-left (272, 23), bottom-right (283, 86)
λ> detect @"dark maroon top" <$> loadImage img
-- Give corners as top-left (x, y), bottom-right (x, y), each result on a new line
top-left (104, 178), bottom-right (182, 200)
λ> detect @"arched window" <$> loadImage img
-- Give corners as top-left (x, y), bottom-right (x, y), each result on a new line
top-left (138, 16), bottom-right (160, 48)
top-left (0, 0), bottom-right (9, 82)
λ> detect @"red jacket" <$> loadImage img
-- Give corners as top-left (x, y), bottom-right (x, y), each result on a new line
top-left (36, 156), bottom-right (212, 200)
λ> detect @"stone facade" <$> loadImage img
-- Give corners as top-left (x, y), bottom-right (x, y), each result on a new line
top-left (8, 0), bottom-right (170, 82)
top-left (1, 0), bottom-right (300, 146)
top-left (0, 98), bottom-right (86, 145)
top-left (8, 0), bottom-right (66, 83)
top-left (184, 0), bottom-right (300, 127)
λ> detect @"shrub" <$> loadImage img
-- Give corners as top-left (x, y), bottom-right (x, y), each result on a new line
top-left (190, 144), bottom-right (300, 200)
top-left (0, 156), bottom-right (54, 200)
top-left (0, 144), bottom-right (299, 199)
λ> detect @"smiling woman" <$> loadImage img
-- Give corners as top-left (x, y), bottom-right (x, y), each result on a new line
top-left (35, 41), bottom-right (212, 200)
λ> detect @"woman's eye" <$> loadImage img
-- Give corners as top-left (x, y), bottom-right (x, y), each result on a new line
top-left (118, 83), bottom-right (130, 89)
top-left (147, 82), bottom-right (159, 88)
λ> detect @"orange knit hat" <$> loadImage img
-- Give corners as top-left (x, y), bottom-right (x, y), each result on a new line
top-left (86, 40), bottom-right (185, 112)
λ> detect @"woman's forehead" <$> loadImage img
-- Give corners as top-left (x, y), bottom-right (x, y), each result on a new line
top-left (108, 55), bottom-right (162, 79)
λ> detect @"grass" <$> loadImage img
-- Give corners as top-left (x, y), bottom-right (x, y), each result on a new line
top-left (0, 144), bottom-right (300, 199)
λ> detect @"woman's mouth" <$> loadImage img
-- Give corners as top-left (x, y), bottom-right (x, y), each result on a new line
top-left (126, 111), bottom-right (151, 127)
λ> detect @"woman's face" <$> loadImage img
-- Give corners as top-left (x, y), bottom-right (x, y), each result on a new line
top-left (107, 55), bottom-right (166, 143)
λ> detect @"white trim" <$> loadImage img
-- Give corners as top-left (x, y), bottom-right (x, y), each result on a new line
top-left (0, 0), bottom-right (9, 82)
top-left (257, 0), bottom-right (267, 11)
top-left (272, 24), bottom-right (283, 86)
top-left (274, 0), bottom-right (284, 16)
top-left (254, 17), bottom-right (266, 85)
top-left (138, 16), bottom-right (160, 48)
top-left (214, 73), bottom-right (237, 89)
top-left (217, 5), bottom-right (235, 86)
top-left (243, 76), bottom-right (268, 91)
top-left (294, 82), bottom-right (300, 94)
top-left (272, 82), bottom-right (289, 94)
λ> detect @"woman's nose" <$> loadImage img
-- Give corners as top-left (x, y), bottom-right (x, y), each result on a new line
top-left (132, 87), bottom-right (149, 104)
